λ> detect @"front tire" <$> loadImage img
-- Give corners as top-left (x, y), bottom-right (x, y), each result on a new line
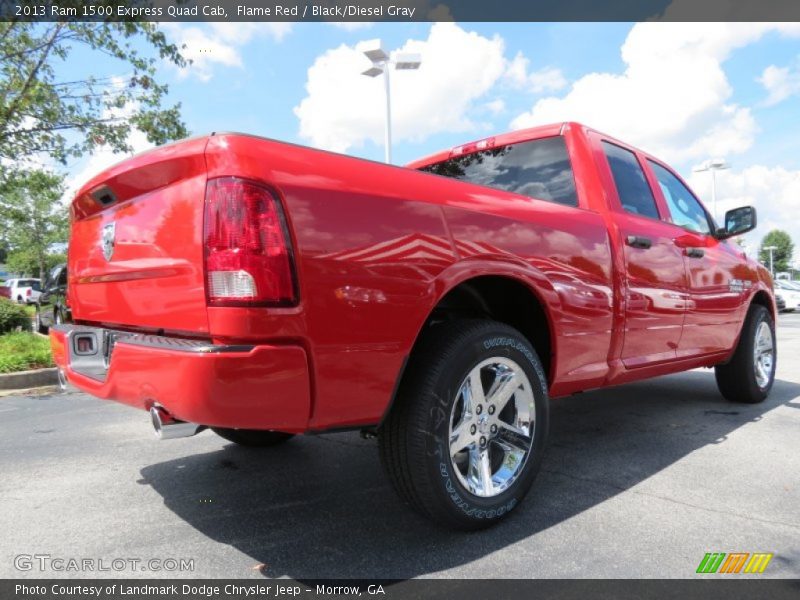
top-left (379, 319), bottom-right (549, 530)
top-left (715, 305), bottom-right (776, 404)
top-left (211, 428), bottom-right (294, 447)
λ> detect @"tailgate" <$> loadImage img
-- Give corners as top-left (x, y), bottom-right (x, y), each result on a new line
top-left (68, 136), bottom-right (211, 334)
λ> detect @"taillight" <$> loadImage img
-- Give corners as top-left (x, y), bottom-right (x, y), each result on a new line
top-left (203, 177), bottom-right (297, 306)
top-left (26, 289), bottom-right (31, 297)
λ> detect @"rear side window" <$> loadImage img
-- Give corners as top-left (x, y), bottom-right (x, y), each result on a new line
top-left (602, 141), bottom-right (659, 220)
top-left (648, 161), bottom-right (712, 235)
top-left (419, 136), bottom-right (579, 207)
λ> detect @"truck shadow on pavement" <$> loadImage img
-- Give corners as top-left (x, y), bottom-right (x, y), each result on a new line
top-left (139, 371), bottom-right (800, 579)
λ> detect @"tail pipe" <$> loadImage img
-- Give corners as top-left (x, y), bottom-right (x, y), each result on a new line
top-left (57, 368), bottom-right (68, 392)
top-left (149, 406), bottom-right (206, 440)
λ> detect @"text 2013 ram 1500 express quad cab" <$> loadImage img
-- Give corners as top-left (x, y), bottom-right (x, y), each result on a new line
top-left (51, 122), bottom-right (776, 529)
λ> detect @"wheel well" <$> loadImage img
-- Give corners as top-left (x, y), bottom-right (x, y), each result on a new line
top-left (750, 290), bottom-right (775, 319)
top-left (422, 276), bottom-right (552, 383)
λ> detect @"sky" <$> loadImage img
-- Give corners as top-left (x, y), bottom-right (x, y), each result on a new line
top-left (59, 21), bottom-right (800, 265)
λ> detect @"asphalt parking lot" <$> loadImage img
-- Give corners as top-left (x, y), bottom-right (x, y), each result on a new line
top-left (2, 313), bottom-right (799, 579)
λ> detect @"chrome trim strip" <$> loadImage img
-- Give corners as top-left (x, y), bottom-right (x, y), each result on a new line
top-left (52, 324), bottom-right (254, 354)
top-left (118, 334), bottom-right (254, 354)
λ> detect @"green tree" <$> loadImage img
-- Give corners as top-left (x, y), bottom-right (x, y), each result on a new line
top-left (0, 18), bottom-right (189, 170)
top-left (0, 170), bottom-right (67, 280)
top-left (758, 229), bottom-right (794, 274)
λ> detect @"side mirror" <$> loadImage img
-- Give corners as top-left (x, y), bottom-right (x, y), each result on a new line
top-left (716, 206), bottom-right (757, 239)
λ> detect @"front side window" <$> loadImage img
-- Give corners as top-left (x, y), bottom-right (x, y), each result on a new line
top-left (419, 136), bottom-right (579, 207)
top-left (57, 268), bottom-right (67, 286)
top-left (648, 161), bottom-right (712, 235)
top-left (602, 141), bottom-right (659, 220)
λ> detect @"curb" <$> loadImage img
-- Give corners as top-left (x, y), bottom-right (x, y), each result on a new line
top-left (0, 367), bottom-right (59, 391)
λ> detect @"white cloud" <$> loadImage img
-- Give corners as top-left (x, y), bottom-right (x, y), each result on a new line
top-left (505, 52), bottom-right (567, 94)
top-left (759, 60), bottom-right (800, 106)
top-left (330, 22), bottom-right (374, 32)
top-left (161, 23), bottom-right (292, 82)
top-left (687, 165), bottom-right (800, 259)
top-left (294, 23), bottom-right (507, 153)
top-left (511, 23), bottom-right (800, 164)
top-left (484, 99), bottom-right (506, 115)
top-left (527, 67), bottom-right (568, 94)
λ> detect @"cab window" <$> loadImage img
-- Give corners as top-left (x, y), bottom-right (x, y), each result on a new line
top-left (602, 141), bottom-right (659, 220)
top-left (648, 161), bottom-right (712, 235)
top-left (47, 267), bottom-right (60, 288)
top-left (419, 136), bottom-right (579, 207)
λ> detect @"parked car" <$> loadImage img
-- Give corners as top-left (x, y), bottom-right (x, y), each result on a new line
top-left (774, 280), bottom-right (800, 311)
top-left (775, 292), bottom-right (786, 312)
top-left (778, 280), bottom-right (800, 291)
top-left (35, 265), bottom-right (71, 333)
top-left (0, 284), bottom-right (10, 300)
top-left (4, 278), bottom-right (41, 304)
top-left (50, 122), bottom-right (776, 530)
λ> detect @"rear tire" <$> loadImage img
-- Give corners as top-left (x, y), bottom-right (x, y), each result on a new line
top-left (715, 305), bottom-right (776, 404)
top-left (379, 319), bottom-right (549, 530)
top-left (211, 428), bottom-right (294, 447)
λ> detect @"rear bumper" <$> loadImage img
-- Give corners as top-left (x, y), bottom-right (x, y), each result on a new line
top-left (49, 324), bottom-right (311, 432)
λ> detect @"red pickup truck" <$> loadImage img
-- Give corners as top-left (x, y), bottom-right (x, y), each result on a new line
top-left (51, 122), bottom-right (776, 530)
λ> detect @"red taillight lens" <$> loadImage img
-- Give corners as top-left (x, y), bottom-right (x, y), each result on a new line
top-left (26, 289), bottom-right (31, 296)
top-left (203, 177), bottom-right (297, 306)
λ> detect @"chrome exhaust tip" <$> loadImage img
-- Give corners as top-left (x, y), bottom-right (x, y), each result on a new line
top-left (57, 368), bottom-right (68, 392)
top-left (149, 406), bottom-right (206, 440)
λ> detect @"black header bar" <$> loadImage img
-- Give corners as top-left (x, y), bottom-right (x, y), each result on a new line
top-left (3, 0), bottom-right (800, 22)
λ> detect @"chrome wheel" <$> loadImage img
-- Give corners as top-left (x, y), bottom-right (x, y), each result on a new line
top-left (449, 357), bottom-right (535, 498)
top-left (753, 321), bottom-right (774, 389)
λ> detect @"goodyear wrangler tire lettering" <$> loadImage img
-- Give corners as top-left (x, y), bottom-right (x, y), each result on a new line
top-left (379, 319), bottom-right (549, 530)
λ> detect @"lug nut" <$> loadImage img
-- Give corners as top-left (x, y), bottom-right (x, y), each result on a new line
top-left (470, 424), bottom-right (477, 435)
top-left (476, 405), bottom-right (483, 415)
top-left (490, 424), bottom-right (497, 434)
top-left (480, 436), bottom-right (486, 447)
top-left (488, 405), bottom-right (495, 415)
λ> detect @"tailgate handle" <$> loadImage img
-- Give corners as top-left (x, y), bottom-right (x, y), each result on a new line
top-left (686, 247), bottom-right (705, 258)
top-left (626, 235), bottom-right (652, 249)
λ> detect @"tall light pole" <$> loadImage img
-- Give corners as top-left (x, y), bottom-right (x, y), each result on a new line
top-left (693, 158), bottom-right (730, 222)
top-left (763, 245), bottom-right (777, 276)
top-left (360, 40), bottom-right (421, 164)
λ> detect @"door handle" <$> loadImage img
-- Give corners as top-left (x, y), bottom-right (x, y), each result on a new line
top-left (685, 247), bottom-right (705, 258)
top-left (625, 235), bottom-right (652, 249)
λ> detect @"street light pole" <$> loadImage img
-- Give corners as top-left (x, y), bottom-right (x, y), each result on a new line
top-left (383, 65), bottom-right (392, 164)
top-left (360, 40), bottom-right (421, 164)
top-left (693, 158), bottom-right (730, 222)
top-left (764, 245), bottom-right (777, 276)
